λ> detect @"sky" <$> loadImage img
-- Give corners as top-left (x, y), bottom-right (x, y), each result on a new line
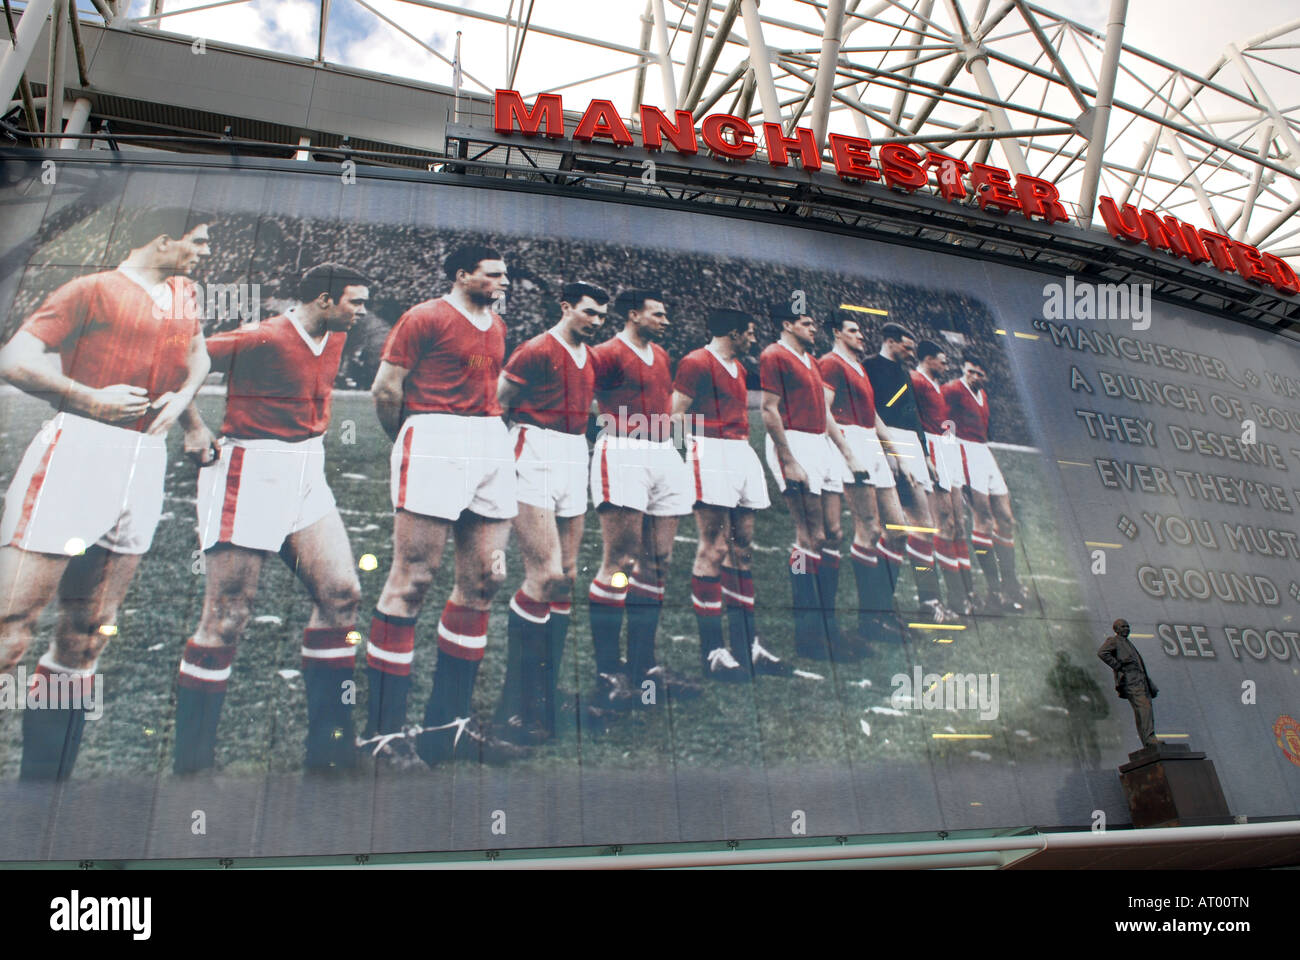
top-left (107, 0), bottom-right (1300, 244)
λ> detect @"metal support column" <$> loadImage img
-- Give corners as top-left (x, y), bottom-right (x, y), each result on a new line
top-left (1077, 0), bottom-right (1127, 225)
top-left (739, 0), bottom-right (782, 125)
top-left (59, 95), bottom-right (90, 148)
top-left (810, 0), bottom-right (845, 147)
top-left (1, 0), bottom-right (56, 107)
top-left (44, 0), bottom-right (69, 149)
top-left (649, 0), bottom-right (678, 109)
top-left (683, 0), bottom-right (741, 112)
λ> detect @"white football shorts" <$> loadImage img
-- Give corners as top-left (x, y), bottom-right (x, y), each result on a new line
top-left (197, 435), bottom-right (336, 552)
top-left (959, 440), bottom-right (1009, 496)
top-left (686, 434), bottom-right (770, 511)
top-left (590, 434), bottom-right (692, 517)
top-left (925, 431), bottom-right (963, 492)
top-left (1, 412), bottom-right (166, 556)
top-left (391, 413), bottom-right (517, 521)
top-left (835, 423), bottom-right (895, 489)
top-left (512, 423), bottom-right (589, 519)
top-left (764, 430), bottom-right (844, 496)
top-left (879, 424), bottom-right (932, 493)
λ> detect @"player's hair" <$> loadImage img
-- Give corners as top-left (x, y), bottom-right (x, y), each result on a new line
top-left (962, 352), bottom-right (987, 371)
top-left (612, 288), bottom-right (664, 321)
top-left (560, 281), bottom-right (610, 307)
top-left (824, 310), bottom-right (860, 335)
top-left (768, 300), bottom-right (812, 328)
top-left (707, 308), bottom-right (754, 338)
top-left (916, 339), bottom-right (945, 361)
top-left (444, 244), bottom-right (503, 281)
top-left (119, 206), bottom-right (215, 249)
top-left (880, 321), bottom-right (915, 343)
top-left (299, 262), bottom-right (371, 303)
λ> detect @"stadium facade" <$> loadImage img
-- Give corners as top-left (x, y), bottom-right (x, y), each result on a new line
top-left (2, 2), bottom-right (1300, 869)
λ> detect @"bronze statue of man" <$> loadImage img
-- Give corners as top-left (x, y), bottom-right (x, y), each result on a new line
top-left (1097, 619), bottom-right (1159, 749)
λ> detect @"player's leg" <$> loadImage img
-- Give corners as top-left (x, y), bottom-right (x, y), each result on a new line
top-left (0, 546), bottom-right (67, 672)
top-left (968, 489), bottom-right (1001, 601)
top-left (991, 491), bottom-right (1026, 608)
top-left (543, 511), bottom-right (585, 732)
top-left (417, 512), bottom-right (519, 765)
top-left (929, 483), bottom-right (968, 616)
top-left (783, 483), bottom-right (833, 660)
top-left (950, 485), bottom-right (976, 601)
top-left (843, 481), bottom-right (888, 643)
top-left (496, 502), bottom-right (563, 740)
top-left (625, 513), bottom-right (674, 683)
top-left (691, 504), bottom-right (732, 676)
top-left (872, 485), bottom-right (909, 639)
top-left (364, 510), bottom-right (450, 739)
top-left (172, 545), bottom-right (263, 774)
top-left (900, 480), bottom-right (947, 616)
top-left (589, 506), bottom-right (640, 684)
top-left (3, 548), bottom-right (77, 780)
top-left (284, 510), bottom-right (363, 769)
top-left (819, 488), bottom-right (847, 643)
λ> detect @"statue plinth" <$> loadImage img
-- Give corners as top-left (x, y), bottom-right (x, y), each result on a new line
top-left (1118, 742), bottom-right (1231, 828)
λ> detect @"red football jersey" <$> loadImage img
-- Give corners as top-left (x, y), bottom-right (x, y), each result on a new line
top-left (590, 333), bottom-right (673, 432)
top-left (207, 314), bottom-right (344, 441)
top-left (941, 378), bottom-right (991, 443)
top-left (503, 330), bottom-right (595, 435)
top-left (818, 350), bottom-right (876, 429)
top-left (673, 346), bottom-right (749, 440)
top-left (382, 298), bottom-right (504, 416)
top-left (759, 340), bottom-right (826, 433)
top-left (911, 369), bottom-right (951, 435)
top-left (20, 268), bottom-right (200, 432)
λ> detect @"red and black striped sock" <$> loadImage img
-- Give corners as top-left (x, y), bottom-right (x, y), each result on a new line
top-left (302, 626), bottom-right (359, 769)
top-left (364, 610), bottom-right (415, 736)
top-left (626, 575), bottom-right (665, 679)
top-left (692, 574), bottom-right (725, 665)
top-left (418, 602), bottom-right (488, 765)
top-left (587, 579), bottom-right (627, 677)
top-left (19, 654), bottom-right (97, 781)
top-left (173, 639), bottom-right (236, 774)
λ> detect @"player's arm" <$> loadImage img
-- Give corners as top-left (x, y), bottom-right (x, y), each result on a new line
top-left (760, 389), bottom-right (808, 487)
top-left (823, 387), bottom-right (865, 476)
top-left (146, 330), bottom-right (211, 436)
top-left (371, 360), bottom-right (409, 442)
top-left (0, 330), bottom-right (150, 423)
top-left (497, 372), bottom-right (522, 422)
top-left (669, 389), bottom-right (694, 436)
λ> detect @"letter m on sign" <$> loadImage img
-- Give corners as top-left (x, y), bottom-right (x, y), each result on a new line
top-left (494, 90), bottom-right (565, 138)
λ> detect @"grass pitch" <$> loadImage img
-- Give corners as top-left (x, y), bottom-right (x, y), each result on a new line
top-left (0, 391), bottom-right (1119, 781)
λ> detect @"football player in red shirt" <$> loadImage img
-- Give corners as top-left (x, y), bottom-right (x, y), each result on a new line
top-left (587, 290), bottom-right (698, 706)
top-left (366, 245), bottom-right (526, 766)
top-left (942, 355), bottom-right (1028, 612)
top-left (0, 206), bottom-right (214, 779)
top-left (493, 281), bottom-right (607, 743)
top-left (818, 312), bottom-right (909, 648)
top-left (759, 308), bottom-right (867, 663)
top-left (672, 309), bottom-right (793, 681)
top-left (912, 340), bottom-right (975, 614)
top-left (170, 263), bottom-right (371, 774)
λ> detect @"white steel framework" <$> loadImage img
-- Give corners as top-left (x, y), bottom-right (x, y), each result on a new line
top-left (2, 1), bottom-right (1299, 263)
